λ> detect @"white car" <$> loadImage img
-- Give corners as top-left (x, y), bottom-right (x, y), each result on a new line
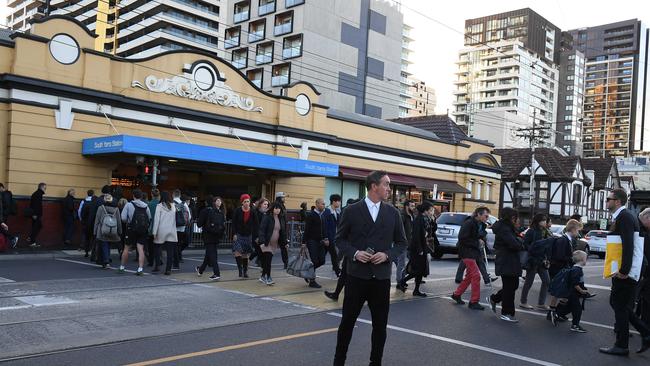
top-left (434, 212), bottom-right (497, 259)
top-left (585, 230), bottom-right (608, 258)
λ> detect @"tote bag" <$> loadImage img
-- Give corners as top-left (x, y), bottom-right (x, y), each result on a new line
top-left (604, 233), bottom-right (644, 281)
top-left (286, 247), bottom-right (316, 280)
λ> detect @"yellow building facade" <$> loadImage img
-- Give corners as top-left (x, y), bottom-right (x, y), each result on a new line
top-left (0, 16), bottom-right (501, 247)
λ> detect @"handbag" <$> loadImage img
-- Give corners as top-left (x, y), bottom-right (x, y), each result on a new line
top-left (604, 233), bottom-right (644, 281)
top-left (286, 247), bottom-right (316, 280)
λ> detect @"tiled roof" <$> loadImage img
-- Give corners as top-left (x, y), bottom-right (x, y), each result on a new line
top-left (493, 148), bottom-right (584, 181)
top-left (582, 157), bottom-right (617, 189)
top-left (389, 115), bottom-right (492, 146)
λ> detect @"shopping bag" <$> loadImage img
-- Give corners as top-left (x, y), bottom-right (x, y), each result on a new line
top-left (603, 233), bottom-right (644, 281)
top-left (286, 247), bottom-right (315, 280)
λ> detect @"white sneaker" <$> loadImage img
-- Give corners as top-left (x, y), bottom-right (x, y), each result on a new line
top-left (500, 315), bottom-right (519, 323)
top-left (266, 276), bottom-right (275, 285)
top-left (259, 275), bottom-right (267, 284)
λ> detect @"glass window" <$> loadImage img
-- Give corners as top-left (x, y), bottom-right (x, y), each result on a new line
top-left (274, 11), bottom-right (293, 36)
top-left (231, 48), bottom-right (248, 69)
top-left (225, 27), bottom-right (241, 49)
top-left (285, 0), bottom-right (304, 7)
top-left (271, 63), bottom-right (290, 86)
top-left (246, 68), bottom-right (264, 88)
top-left (466, 180), bottom-right (473, 198)
top-left (258, 0), bottom-right (275, 16)
top-left (234, 1), bottom-right (250, 23)
top-left (248, 19), bottom-right (265, 43)
top-left (255, 42), bottom-right (273, 64)
top-left (282, 34), bottom-right (302, 59)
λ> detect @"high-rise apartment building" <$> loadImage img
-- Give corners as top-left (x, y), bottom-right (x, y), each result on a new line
top-left (403, 78), bottom-right (436, 117)
top-left (453, 9), bottom-right (561, 141)
top-left (452, 39), bottom-right (559, 140)
top-left (221, 0), bottom-right (406, 119)
top-left (568, 19), bottom-right (649, 157)
top-left (555, 45), bottom-right (586, 156)
top-left (6, 0), bottom-right (46, 31)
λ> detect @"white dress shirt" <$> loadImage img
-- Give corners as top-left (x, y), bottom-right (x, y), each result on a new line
top-left (364, 196), bottom-right (381, 222)
top-left (611, 206), bottom-right (625, 220)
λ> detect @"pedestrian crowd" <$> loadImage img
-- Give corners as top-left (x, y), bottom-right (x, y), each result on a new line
top-left (1, 177), bottom-right (649, 364)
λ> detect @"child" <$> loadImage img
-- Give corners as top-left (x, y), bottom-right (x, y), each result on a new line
top-left (550, 250), bottom-right (589, 333)
top-left (546, 219), bottom-right (582, 322)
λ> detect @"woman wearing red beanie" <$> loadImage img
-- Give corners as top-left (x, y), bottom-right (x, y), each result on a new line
top-left (231, 194), bottom-right (258, 278)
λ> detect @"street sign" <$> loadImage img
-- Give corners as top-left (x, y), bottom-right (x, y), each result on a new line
top-left (599, 218), bottom-right (608, 230)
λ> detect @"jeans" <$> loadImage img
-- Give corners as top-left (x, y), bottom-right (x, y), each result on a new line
top-left (456, 258), bottom-right (491, 284)
top-left (392, 249), bottom-right (407, 284)
top-left (520, 264), bottom-right (550, 305)
top-left (30, 216), bottom-right (42, 243)
top-left (491, 275), bottom-right (519, 316)
top-left (165, 241), bottom-right (177, 273)
top-left (454, 258), bottom-right (481, 303)
top-left (556, 291), bottom-right (582, 326)
top-left (611, 277), bottom-right (650, 349)
top-left (334, 276), bottom-right (390, 366)
top-left (63, 215), bottom-right (74, 244)
top-left (199, 242), bottom-right (220, 276)
top-left (260, 252), bottom-right (273, 278)
top-left (99, 241), bottom-right (111, 265)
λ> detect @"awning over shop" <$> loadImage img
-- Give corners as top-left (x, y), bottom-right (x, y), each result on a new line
top-left (82, 135), bottom-right (339, 177)
top-left (339, 167), bottom-right (469, 194)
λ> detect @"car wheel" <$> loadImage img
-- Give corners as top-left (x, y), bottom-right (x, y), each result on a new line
top-left (584, 245), bottom-right (590, 256)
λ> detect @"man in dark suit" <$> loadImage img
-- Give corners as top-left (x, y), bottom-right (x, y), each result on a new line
top-left (333, 171), bottom-right (407, 366)
top-left (302, 198), bottom-right (327, 288)
top-left (600, 188), bottom-right (650, 356)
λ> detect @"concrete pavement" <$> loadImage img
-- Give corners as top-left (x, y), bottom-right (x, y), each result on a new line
top-left (0, 252), bottom-right (648, 365)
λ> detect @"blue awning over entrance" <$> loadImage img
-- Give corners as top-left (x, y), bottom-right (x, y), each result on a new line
top-left (82, 135), bottom-right (339, 177)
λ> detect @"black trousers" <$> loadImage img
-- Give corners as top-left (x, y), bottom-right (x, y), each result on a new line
top-left (261, 252), bottom-right (273, 277)
top-left (326, 242), bottom-right (340, 273)
top-left (199, 242), bottom-right (220, 276)
top-left (63, 215), bottom-right (74, 244)
top-left (611, 277), bottom-right (650, 349)
top-left (455, 258), bottom-right (490, 283)
top-left (164, 241), bottom-right (177, 272)
top-left (174, 232), bottom-right (184, 266)
top-left (334, 275), bottom-right (391, 366)
top-left (556, 291), bottom-right (582, 326)
top-left (153, 244), bottom-right (164, 268)
top-left (250, 239), bottom-right (262, 262)
top-left (280, 244), bottom-right (288, 265)
top-left (146, 235), bottom-right (156, 266)
top-left (29, 216), bottom-right (42, 243)
top-left (491, 275), bottom-right (519, 316)
top-left (307, 240), bottom-right (326, 269)
top-left (333, 259), bottom-right (348, 296)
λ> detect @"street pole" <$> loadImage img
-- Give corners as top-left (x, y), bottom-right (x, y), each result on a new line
top-left (152, 159), bottom-right (158, 188)
top-left (529, 110), bottom-right (536, 220)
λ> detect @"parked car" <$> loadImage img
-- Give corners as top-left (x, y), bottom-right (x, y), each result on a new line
top-left (584, 230), bottom-right (608, 258)
top-left (434, 212), bottom-right (497, 259)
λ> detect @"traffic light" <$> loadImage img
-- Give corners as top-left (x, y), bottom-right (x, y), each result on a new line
top-left (143, 164), bottom-right (152, 184)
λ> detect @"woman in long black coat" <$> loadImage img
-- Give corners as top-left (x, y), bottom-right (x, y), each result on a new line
top-left (398, 201), bottom-right (434, 297)
top-left (488, 207), bottom-right (524, 323)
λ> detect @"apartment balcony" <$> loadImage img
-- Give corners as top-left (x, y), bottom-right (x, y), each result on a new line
top-left (285, 0), bottom-right (304, 7)
top-left (271, 75), bottom-right (289, 86)
top-left (258, 1), bottom-right (276, 15)
top-left (282, 46), bottom-right (300, 59)
top-left (399, 100), bottom-right (416, 109)
top-left (234, 10), bottom-right (250, 23)
top-left (224, 37), bottom-right (240, 49)
top-left (256, 53), bottom-right (272, 64)
top-left (274, 22), bottom-right (292, 36)
top-left (251, 79), bottom-right (262, 88)
top-left (248, 31), bottom-right (264, 43)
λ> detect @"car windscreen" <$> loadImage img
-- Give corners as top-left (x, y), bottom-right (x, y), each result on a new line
top-left (587, 231), bottom-right (607, 238)
top-left (437, 214), bottom-right (469, 225)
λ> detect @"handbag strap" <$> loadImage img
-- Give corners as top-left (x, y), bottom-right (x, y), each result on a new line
top-left (300, 246), bottom-right (311, 260)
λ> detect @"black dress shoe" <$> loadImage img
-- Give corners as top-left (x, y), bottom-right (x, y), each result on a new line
top-left (396, 283), bottom-right (407, 292)
top-left (638, 337), bottom-right (650, 354)
top-left (324, 291), bottom-right (339, 301)
top-left (599, 346), bottom-right (629, 356)
top-left (413, 290), bottom-right (428, 297)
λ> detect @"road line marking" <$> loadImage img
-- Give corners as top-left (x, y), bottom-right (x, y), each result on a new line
top-left (440, 296), bottom-right (639, 334)
top-left (0, 277), bottom-right (15, 283)
top-left (123, 327), bottom-right (338, 366)
top-left (326, 312), bottom-right (560, 366)
top-left (56, 258), bottom-right (148, 275)
top-left (0, 305), bottom-right (32, 311)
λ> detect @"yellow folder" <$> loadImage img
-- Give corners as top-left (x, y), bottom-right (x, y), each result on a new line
top-left (603, 234), bottom-right (644, 281)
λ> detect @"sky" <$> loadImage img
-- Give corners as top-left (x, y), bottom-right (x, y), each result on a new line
top-left (401, 0), bottom-right (650, 115)
top-left (1, 0), bottom-right (648, 116)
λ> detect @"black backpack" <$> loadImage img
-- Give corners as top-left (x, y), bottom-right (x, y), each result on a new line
top-left (129, 205), bottom-right (150, 235)
top-left (550, 266), bottom-right (578, 298)
top-left (204, 208), bottom-right (224, 235)
top-left (175, 202), bottom-right (187, 227)
top-left (81, 198), bottom-right (96, 225)
top-left (528, 237), bottom-right (556, 266)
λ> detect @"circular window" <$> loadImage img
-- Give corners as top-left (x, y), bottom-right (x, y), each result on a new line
top-left (295, 94), bottom-right (311, 116)
top-left (48, 34), bottom-right (80, 65)
top-left (193, 65), bottom-right (215, 91)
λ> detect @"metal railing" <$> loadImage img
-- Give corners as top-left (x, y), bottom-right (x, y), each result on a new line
top-left (189, 220), bottom-right (304, 249)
